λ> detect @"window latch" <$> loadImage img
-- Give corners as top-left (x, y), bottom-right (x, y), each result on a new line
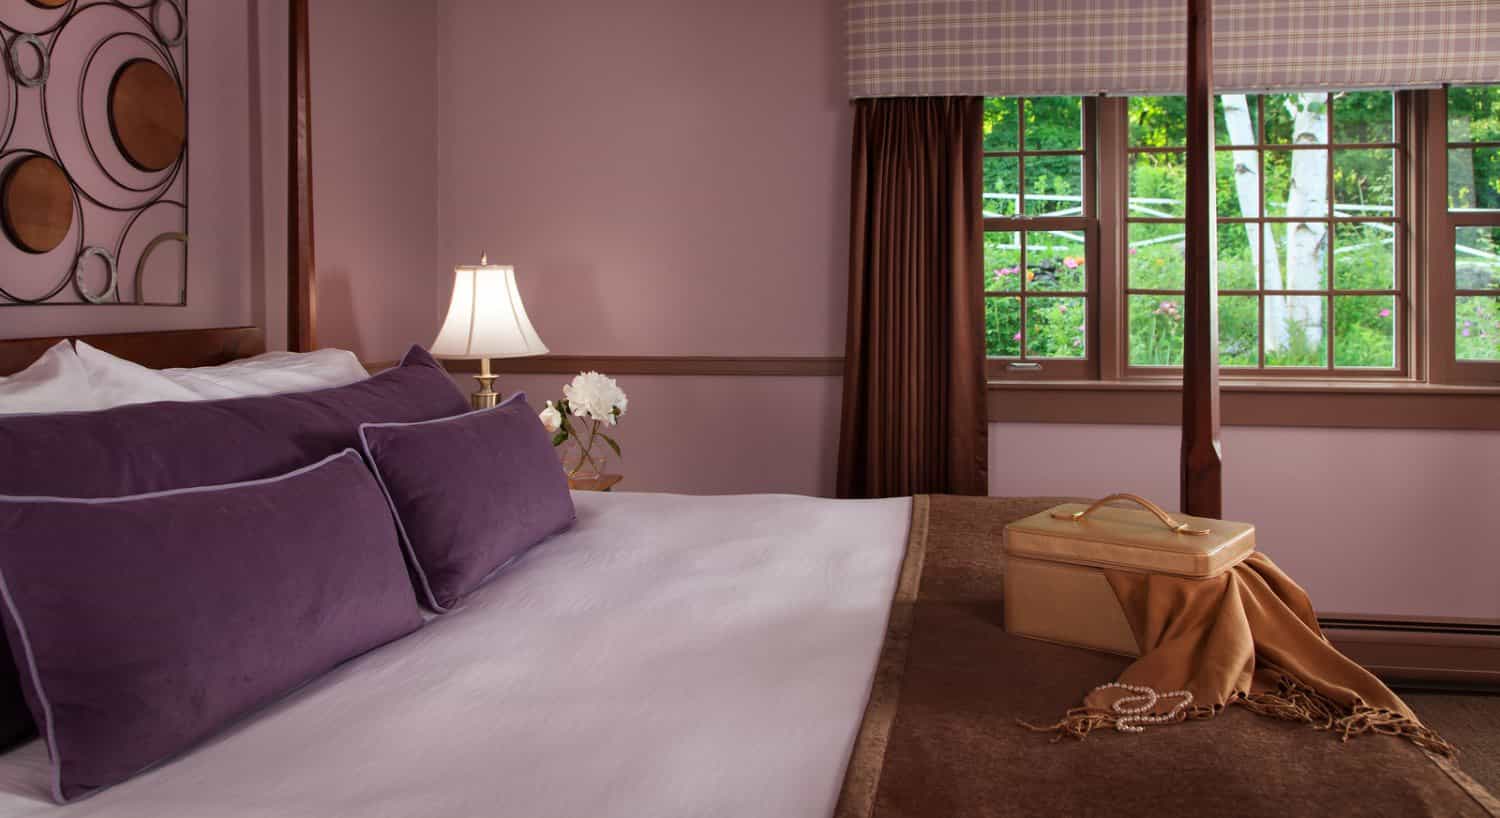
top-left (1007, 362), bottom-right (1043, 371)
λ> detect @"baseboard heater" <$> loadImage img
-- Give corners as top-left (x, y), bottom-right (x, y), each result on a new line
top-left (1320, 615), bottom-right (1500, 691)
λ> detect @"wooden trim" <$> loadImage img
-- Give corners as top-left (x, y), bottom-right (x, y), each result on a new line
top-left (1425, 89), bottom-right (1458, 384)
top-left (287, 0), bottom-right (317, 352)
top-left (1320, 615), bottom-right (1500, 688)
top-left (988, 378), bottom-right (1500, 430)
top-left (429, 355), bottom-right (846, 378)
top-left (0, 327), bottom-right (267, 376)
top-left (1097, 97), bottom-right (1128, 381)
top-left (1180, 0), bottom-right (1222, 518)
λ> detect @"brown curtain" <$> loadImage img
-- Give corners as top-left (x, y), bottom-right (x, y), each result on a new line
top-left (837, 97), bottom-right (987, 499)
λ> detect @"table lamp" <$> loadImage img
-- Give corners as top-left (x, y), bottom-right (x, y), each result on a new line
top-left (430, 255), bottom-right (549, 409)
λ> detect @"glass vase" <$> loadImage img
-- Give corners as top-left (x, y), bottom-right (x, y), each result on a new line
top-left (557, 431), bottom-right (608, 480)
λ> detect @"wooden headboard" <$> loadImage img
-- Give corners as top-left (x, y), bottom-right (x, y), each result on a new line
top-left (0, 0), bottom-right (313, 380)
top-left (0, 327), bottom-right (266, 377)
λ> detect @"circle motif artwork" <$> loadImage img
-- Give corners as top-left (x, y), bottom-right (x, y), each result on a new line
top-left (151, 0), bottom-right (185, 48)
top-left (2, 156), bottom-right (73, 254)
top-left (8, 34), bottom-right (49, 88)
top-left (0, 0), bottom-right (187, 305)
top-left (73, 246), bottom-right (118, 304)
top-left (108, 59), bottom-right (184, 173)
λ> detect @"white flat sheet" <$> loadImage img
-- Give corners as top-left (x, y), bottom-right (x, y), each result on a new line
top-left (0, 491), bottom-right (912, 818)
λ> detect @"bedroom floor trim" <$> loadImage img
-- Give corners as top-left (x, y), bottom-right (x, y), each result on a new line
top-left (1323, 617), bottom-right (1500, 689)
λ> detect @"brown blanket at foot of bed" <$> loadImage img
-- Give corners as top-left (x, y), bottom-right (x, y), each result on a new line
top-left (835, 495), bottom-right (1499, 818)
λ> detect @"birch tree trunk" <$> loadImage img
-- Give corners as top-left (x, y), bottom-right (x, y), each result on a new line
top-left (1223, 94), bottom-right (1328, 352)
top-left (1223, 95), bottom-right (1298, 350)
top-left (1281, 93), bottom-right (1329, 350)
top-left (1220, 95), bottom-right (1273, 323)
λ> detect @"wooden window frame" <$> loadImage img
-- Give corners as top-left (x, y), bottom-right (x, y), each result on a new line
top-left (1427, 88), bottom-right (1500, 386)
top-left (985, 90), bottom-right (1500, 427)
top-left (1107, 92), bottom-right (1411, 380)
top-left (984, 97), bottom-right (1099, 381)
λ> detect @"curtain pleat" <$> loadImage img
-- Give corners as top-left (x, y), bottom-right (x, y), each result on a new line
top-left (837, 98), bottom-right (987, 500)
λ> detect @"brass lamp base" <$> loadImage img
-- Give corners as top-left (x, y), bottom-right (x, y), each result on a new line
top-left (470, 357), bottom-right (500, 409)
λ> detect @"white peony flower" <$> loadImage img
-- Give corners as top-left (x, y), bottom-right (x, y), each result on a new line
top-left (563, 371), bottom-right (628, 425)
top-left (538, 401), bottom-right (563, 434)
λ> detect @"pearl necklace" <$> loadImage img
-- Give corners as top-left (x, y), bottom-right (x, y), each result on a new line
top-left (1092, 682), bottom-right (1194, 733)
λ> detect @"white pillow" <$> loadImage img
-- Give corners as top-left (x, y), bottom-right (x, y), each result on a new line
top-left (76, 341), bottom-right (368, 407)
top-left (0, 341), bottom-right (101, 415)
top-left (75, 340), bottom-right (201, 408)
top-left (159, 348), bottom-right (369, 399)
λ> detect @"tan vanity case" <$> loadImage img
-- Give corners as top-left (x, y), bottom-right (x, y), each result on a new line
top-left (1002, 494), bottom-right (1256, 656)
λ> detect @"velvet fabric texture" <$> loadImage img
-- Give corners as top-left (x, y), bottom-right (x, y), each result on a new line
top-left (0, 451), bottom-right (423, 803)
top-left (0, 345), bottom-right (468, 499)
top-left (361, 392), bottom-right (576, 612)
top-left (0, 345), bottom-right (464, 752)
top-left (837, 97), bottom-right (988, 499)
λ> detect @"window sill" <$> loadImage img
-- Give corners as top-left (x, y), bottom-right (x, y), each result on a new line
top-left (987, 378), bottom-right (1500, 430)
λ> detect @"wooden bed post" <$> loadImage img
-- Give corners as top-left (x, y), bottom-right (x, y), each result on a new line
top-left (1180, 0), bottom-right (1223, 518)
top-left (288, 0), bottom-right (317, 352)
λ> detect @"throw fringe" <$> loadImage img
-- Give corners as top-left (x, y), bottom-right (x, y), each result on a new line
top-left (1022, 671), bottom-right (1456, 758)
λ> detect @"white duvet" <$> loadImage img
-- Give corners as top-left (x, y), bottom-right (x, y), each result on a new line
top-left (0, 491), bottom-right (912, 818)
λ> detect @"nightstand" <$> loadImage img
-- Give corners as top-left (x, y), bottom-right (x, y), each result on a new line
top-left (568, 474), bottom-right (622, 492)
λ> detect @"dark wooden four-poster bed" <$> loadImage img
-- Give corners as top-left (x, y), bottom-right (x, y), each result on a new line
top-left (0, 1), bottom-right (1494, 816)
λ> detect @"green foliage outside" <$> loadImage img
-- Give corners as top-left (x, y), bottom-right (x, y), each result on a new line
top-left (982, 230), bottom-right (1085, 358)
top-left (981, 91), bottom-right (1500, 367)
top-left (1449, 88), bottom-right (1500, 362)
top-left (1455, 226), bottom-right (1500, 361)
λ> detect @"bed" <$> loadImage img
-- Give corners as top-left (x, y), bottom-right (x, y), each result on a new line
top-left (0, 475), bottom-right (1488, 816)
top-left (0, 2), bottom-right (1494, 817)
top-left (0, 492), bottom-right (913, 818)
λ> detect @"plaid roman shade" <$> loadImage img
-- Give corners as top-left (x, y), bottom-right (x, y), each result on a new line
top-left (848, 0), bottom-right (1500, 98)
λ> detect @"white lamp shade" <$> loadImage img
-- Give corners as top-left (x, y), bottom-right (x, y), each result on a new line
top-left (430, 263), bottom-right (549, 359)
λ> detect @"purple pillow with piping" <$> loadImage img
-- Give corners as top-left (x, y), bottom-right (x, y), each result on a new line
top-left (0, 450), bottom-right (423, 803)
top-left (361, 392), bottom-right (576, 612)
top-left (0, 345), bottom-right (468, 499)
top-left (0, 345), bottom-right (465, 751)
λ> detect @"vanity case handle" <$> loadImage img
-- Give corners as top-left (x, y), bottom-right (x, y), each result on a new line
top-left (1050, 493), bottom-right (1212, 536)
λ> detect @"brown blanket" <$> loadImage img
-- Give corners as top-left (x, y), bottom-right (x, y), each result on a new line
top-left (835, 496), bottom-right (1499, 818)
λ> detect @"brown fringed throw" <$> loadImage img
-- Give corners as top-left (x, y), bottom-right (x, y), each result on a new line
top-left (1026, 551), bottom-right (1455, 757)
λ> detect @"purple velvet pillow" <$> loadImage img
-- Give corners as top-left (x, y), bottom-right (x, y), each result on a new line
top-left (0, 345), bottom-right (463, 752)
top-left (0, 450), bottom-right (423, 803)
top-left (361, 392), bottom-right (576, 612)
top-left (0, 345), bottom-right (468, 499)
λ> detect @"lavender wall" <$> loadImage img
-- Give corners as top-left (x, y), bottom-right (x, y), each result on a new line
top-left (433, 0), bottom-right (851, 496)
top-left (434, 0), bottom-right (849, 358)
top-left (307, 1), bottom-right (437, 362)
top-left (990, 424), bottom-right (1500, 620)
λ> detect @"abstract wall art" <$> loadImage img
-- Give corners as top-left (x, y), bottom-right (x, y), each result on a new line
top-left (0, 0), bottom-right (186, 306)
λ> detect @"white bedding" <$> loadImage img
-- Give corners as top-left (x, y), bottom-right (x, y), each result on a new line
top-left (0, 491), bottom-right (912, 818)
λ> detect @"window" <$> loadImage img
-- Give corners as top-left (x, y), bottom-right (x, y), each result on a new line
top-left (1125, 92), bottom-right (1403, 373)
top-left (981, 88), bottom-right (1500, 393)
top-left (1443, 86), bottom-right (1500, 382)
top-left (982, 97), bottom-right (1095, 378)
